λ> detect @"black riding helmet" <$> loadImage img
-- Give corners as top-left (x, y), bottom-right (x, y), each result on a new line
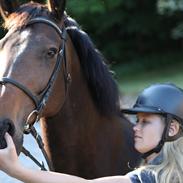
top-left (122, 83), bottom-right (183, 158)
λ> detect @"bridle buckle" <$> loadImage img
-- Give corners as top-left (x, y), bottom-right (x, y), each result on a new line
top-left (24, 110), bottom-right (39, 134)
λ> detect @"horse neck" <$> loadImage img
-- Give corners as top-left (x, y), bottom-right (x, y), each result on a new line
top-left (62, 37), bottom-right (101, 124)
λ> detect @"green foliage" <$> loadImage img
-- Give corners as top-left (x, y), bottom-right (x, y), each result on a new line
top-left (0, 0), bottom-right (182, 66)
top-left (67, 0), bottom-right (183, 64)
top-left (157, 0), bottom-right (183, 14)
top-left (113, 52), bottom-right (183, 95)
top-left (157, 0), bottom-right (183, 41)
top-left (172, 23), bottom-right (183, 39)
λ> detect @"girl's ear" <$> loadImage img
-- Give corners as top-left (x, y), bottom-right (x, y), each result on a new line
top-left (168, 120), bottom-right (180, 137)
top-left (0, 0), bottom-right (19, 20)
top-left (47, 0), bottom-right (66, 20)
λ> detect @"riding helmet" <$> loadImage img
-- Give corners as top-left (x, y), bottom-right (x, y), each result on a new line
top-left (122, 83), bottom-right (183, 125)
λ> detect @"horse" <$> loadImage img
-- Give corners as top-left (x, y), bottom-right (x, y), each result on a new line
top-left (0, 0), bottom-right (140, 178)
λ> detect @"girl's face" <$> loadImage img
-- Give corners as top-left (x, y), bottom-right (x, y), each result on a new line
top-left (133, 113), bottom-right (165, 154)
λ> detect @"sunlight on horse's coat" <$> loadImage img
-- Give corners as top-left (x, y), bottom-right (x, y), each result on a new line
top-left (13, 30), bottom-right (30, 62)
top-left (0, 51), bottom-right (8, 77)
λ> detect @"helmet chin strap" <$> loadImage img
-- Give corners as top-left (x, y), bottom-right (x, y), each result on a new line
top-left (141, 114), bottom-right (172, 159)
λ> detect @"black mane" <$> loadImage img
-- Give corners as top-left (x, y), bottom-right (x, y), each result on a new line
top-left (64, 16), bottom-right (120, 116)
top-left (5, 2), bottom-right (121, 116)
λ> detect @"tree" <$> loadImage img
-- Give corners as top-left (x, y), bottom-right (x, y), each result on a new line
top-left (67, 0), bottom-right (183, 64)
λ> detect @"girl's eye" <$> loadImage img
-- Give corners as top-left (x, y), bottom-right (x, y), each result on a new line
top-left (136, 119), bottom-right (151, 126)
top-left (47, 48), bottom-right (58, 58)
top-left (141, 120), bottom-right (151, 126)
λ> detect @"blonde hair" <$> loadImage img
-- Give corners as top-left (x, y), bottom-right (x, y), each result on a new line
top-left (146, 136), bottom-right (183, 183)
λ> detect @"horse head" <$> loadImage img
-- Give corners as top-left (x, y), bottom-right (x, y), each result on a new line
top-left (0, 0), bottom-right (141, 176)
top-left (0, 0), bottom-right (68, 153)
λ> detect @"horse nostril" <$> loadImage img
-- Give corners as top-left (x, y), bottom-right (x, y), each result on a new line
top-left (0, 119), bottom-right (15, 149)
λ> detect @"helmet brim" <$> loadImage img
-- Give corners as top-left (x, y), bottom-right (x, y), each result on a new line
top-left (121, 107), bottom-right (163, 115)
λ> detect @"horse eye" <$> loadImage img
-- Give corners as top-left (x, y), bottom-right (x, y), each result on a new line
top-left (47, 48), bottom-right (58, 58)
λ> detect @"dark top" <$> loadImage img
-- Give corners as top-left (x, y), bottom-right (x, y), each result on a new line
top-left (127, 168), bottom-right (156, 183)
top-left (127, 153), bottom-right (163, 183)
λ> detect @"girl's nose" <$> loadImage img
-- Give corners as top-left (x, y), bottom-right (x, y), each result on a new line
top-left (133, 123), bottom-right (141, 131)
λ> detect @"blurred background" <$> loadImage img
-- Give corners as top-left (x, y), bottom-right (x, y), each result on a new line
top-left (67, 0), bottom-right (183, 98)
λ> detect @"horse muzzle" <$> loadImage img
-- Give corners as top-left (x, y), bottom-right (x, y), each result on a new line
top-left (0, 118), bottom-right (15, 149)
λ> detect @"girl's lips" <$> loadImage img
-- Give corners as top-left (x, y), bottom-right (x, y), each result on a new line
top-left (134, 133), bottom-right (142, 138)
top-left (134, 135), bottom-right (142, 140)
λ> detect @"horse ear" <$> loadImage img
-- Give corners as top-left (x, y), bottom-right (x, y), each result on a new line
top-left (0, 0), bottom-right (19, 20)
top-left (47, 0), bottom-right (66, 20)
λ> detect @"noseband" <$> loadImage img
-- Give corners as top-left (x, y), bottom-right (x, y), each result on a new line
top-left (0, 17), bottom-right (71, 171)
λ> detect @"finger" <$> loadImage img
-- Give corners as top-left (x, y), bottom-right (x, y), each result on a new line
top-left (4, 132), bottom-right (15, 149)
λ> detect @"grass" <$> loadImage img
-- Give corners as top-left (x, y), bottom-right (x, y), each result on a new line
top-left (111, 53), bottom-right (183, 97)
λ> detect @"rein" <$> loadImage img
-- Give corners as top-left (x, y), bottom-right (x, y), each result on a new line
top-left (0, 17), bottom-right (71, 171)
top-left (22, 126), bottom-right (53, 171)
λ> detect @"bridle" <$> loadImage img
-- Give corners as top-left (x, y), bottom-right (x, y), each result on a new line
top-left (0, 17), bottom-right (71, 171)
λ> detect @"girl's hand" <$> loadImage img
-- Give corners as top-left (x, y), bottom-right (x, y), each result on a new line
top-left (0, 133), bottom-right (19, 175)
